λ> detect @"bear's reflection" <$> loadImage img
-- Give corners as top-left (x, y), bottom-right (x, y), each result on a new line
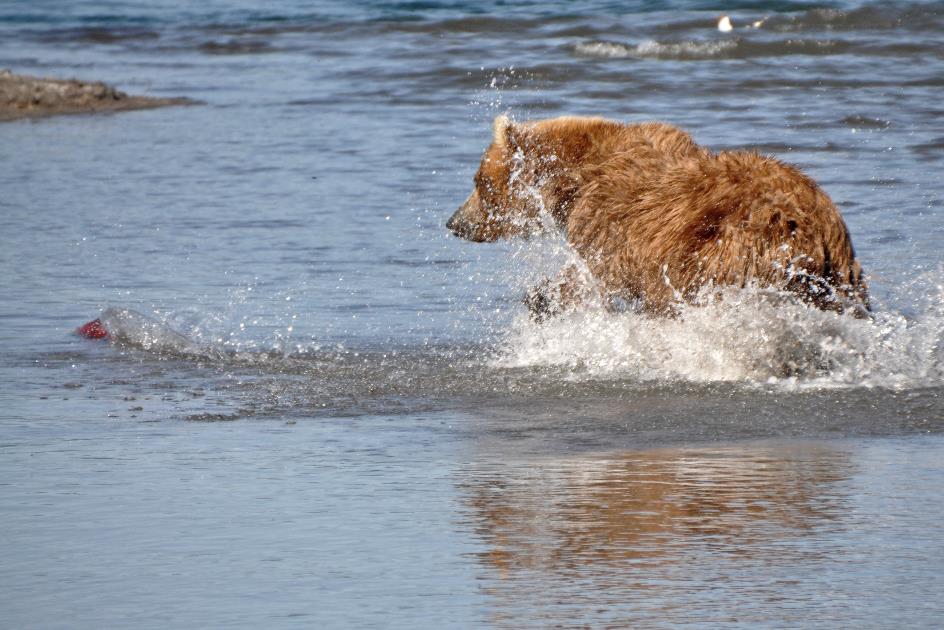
top-left (459, 444), bottom-right (852, 577)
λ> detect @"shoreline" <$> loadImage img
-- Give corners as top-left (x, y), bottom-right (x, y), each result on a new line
top-left (0, 69), bottom-right (195, 122)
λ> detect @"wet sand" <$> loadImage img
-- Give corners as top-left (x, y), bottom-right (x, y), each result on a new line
top-left (0, 69), bottom-right (193, 121)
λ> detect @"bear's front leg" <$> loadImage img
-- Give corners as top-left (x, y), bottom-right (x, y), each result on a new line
top-left (524, 265), bottom-right (594, 322)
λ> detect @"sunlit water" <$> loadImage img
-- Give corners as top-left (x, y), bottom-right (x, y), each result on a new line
top-left (1, 0), bottom-right (943, 626)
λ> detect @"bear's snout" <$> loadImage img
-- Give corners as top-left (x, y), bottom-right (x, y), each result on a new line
top-left (448, 192), bottom-right (489, 242)
top-left (445, 207), bottom-right (466, 236)
top-left (446, 207), bottom-right (474, 240)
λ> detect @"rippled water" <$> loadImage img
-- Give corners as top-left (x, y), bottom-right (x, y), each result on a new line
top-left (1, 0), bottom-right (943, 626)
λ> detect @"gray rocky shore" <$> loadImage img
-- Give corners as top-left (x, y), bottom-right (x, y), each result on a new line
top-left (0, 69), bottom-right (193, 121)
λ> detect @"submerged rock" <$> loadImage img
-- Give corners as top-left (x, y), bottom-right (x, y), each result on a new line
top-left (0, 69), bottom-right (194, 121)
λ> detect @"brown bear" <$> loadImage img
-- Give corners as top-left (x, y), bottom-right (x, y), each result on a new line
top-left (447, 115), bottom-right (869, 318)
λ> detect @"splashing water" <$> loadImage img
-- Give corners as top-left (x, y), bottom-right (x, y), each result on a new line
top-left (496, 267), bottom-right (944, 389)
top-left (92, 249), bottom-right (943, 394)
top-left (99, 307), bottom-right (207, 357)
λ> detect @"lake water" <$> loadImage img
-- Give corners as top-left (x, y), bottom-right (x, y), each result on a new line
top-left (1, 0), bottom-right (943, 627)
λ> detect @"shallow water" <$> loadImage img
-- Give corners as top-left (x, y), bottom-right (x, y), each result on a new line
top-left (1, 0), bottom-right (943, 626)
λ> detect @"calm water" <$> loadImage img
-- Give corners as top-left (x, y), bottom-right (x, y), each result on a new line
top-left (1, 0), bottom-right (943, 626)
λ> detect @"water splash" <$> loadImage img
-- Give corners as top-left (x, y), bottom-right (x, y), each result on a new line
top-left (99, 306), bottom-right (208, 357)
top-left (92, 255), bottom-right (943, 392)
top-left (495, 271), bottom-right (944, 390)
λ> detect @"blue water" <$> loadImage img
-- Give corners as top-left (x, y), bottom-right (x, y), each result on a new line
top-left (1, 0), bottom-right (943, 626)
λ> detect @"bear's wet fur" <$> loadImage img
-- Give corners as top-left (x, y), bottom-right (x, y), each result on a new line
top-left (448, 115), bottom-right (869, 318)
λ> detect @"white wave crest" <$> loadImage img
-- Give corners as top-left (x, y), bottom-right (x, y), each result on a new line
top-left (575, 38), bottom-right (738, 60)
top-left (574, 41), bottom-right (634, 58)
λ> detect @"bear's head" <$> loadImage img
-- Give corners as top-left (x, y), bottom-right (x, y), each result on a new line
top-left (448, 115), bottom-right (575, 243)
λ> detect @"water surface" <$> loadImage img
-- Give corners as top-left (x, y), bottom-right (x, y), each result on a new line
top-left (1, 0), bottom-right (943, 626)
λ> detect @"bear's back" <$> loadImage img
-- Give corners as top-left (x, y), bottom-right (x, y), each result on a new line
top-left (566, 135), bottom-right (866, 313)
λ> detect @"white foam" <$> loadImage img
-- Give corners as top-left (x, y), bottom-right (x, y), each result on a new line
top-left (494, 274), bottom-right (944, 390)
top-left (574, 41), bottom-right (634, 58)
top-left (635, 38), bottom-right (738, 59)
top-left (576, 39), bottom-right (738, 60)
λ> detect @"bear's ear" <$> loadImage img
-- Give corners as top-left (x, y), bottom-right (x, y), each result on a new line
top-left (492, 114), bottom-right (516, 148)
